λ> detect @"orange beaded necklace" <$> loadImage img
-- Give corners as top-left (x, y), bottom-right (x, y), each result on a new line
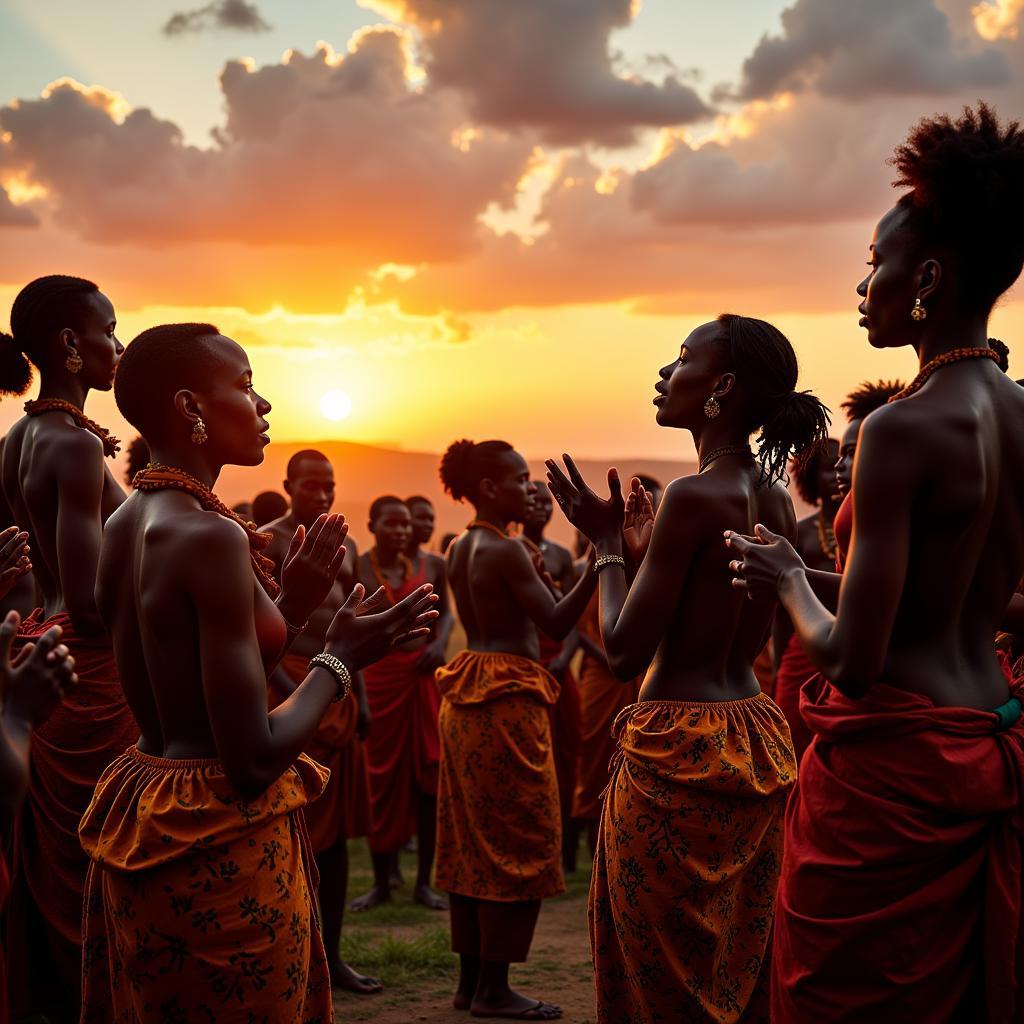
top-left (467, 519), bottom-right (509, 539)
top-left (368, 547), bottom-right (413, 606)
top-left (132, 462), bottom-right (280, 598)
top-left (888, 347), bottom-right (1000, 403)
top-left (24, 398), bottom-right (121, 458)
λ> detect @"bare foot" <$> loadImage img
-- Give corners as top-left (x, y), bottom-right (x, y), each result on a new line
top-left (349, 884), bottom-right (391, 912)
top-left (388, 866), bottom-right (404, 890)
top-left (414, 882), bottom-right (449, 910)
top-left (470, 993), bottom-right (562, 1019)
top-left (328, 958), bottom-right (383, 995)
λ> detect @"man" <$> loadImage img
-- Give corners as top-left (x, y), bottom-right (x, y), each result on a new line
top-left (520, 480), bottom-right (583, 873)
top-left (350, 496), bottom-right (450, 910)
top-left (262, 448), bottom-right (381, 995)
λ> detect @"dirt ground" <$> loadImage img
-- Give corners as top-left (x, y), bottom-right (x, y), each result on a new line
top-left (334, 844), bottom-right (596, 1024)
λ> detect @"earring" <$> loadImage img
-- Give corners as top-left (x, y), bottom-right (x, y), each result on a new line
top-left (191, 418), bottom-right (208, 445)
top-left (911, 297), bottom-right (927, 322)
top-left (703, 396), bottom-right (720, 419)
top-left (65, 352), bottom-right (83, 374)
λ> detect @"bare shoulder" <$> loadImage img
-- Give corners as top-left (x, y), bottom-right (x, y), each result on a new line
top-left (44, 421), bottom-right (105, 471)
top-left (166, 507), bottom-right (252, 580)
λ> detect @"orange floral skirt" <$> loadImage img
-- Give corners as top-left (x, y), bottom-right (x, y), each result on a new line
top-left (435, 650), bottom-right (565, 902)
top-left (79, 747), bottom-right (333, 1023)
top-left (590, 695), bottom-right (796, 1024)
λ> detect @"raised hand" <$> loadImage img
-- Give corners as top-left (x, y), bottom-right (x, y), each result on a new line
top-left (280, 513), bottom-right (349, 622)
top-left (622, 477), bottom-right (655, 563)
top-left (325, 582), bottom-right (439, 670)
top-left (725, 524), bottom-right (805, 601)
top-left (544, 454), bottom-right (625, 544)
top-left (0, 526), bottom-right (32, 603)
top-left (0, 612), bottom-right (77, 728)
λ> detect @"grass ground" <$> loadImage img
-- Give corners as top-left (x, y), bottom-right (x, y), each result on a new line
top-left (334, 841), bottom-right (597, 1023)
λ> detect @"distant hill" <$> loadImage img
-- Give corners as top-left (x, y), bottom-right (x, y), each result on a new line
top-left (213, 440), bottom-right (703, 550)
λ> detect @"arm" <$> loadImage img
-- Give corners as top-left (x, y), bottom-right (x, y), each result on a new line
top-left (806, 569), bottom-right (842, 609)
top-left (592, 479), bottom-right (704, 680)
top-left (730, 411), bottom-right (914, 697)
top-left (498, 540), bottom-right (598, 641)
top-left (416, 555), bottom-right (454, 673)
top-left (771, 607), bottom-right (793, 675)
top-left (55, 433), bottom-right (107, 633)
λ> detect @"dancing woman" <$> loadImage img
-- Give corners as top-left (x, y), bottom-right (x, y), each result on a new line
top-left (0, 275), bottom-right (139, 1017)
top-left (546, 314), bottom-right (828, 1023)
top-left (728, 105), bottom-right (1024, 1021)
top-left (436, 439), bottom-right (599, 1021)
top-left (79, 323), bottom-right (437, 1023)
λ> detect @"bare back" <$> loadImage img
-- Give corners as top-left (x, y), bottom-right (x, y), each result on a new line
top-left (97, 489), bottom-right (285, 758)
top-left (2, 412), bottom-right (124, 622)
top-left (447, 531), bottom-right (543, 660)
top-left (639, 465), bottom-right (796, 702)
top-left (847, 363), bottom-right (1024, 708)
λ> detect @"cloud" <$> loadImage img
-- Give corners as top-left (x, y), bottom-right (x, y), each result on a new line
top-left (732, 0), bottom-right (1009, 101)
top-left (973, 0), bottom-right (1024, 39)
top-left (359, 0), bottom-right (712, 146)
top-left (0, 187), bottom-right (37, 227)
top-left (0, 33), bottom-right (531, 266)
top-left (163, 0), bottom-right (271, 36)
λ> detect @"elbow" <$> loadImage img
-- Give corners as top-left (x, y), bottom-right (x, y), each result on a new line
top-left (829, 661), bottom-right (877, 700)
top-left (605, 644), bottom-right (642, 682)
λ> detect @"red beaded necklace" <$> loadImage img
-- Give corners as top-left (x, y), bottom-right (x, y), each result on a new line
top-left (24, 398), bottom-right (121, 458)
top-left (888, 347), bottom-right (1000, 403)
top-left (133, 463), bottom-right (280, 598)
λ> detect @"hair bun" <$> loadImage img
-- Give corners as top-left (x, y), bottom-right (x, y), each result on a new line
top-left (989, 337), bottom-right (1010, 373)
top-left (439, 439), bottom-right (477, 502)
top-left (0, 330), bottom-right (33, 397)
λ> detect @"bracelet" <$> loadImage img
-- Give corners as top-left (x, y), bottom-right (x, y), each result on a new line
top-left (594, 554), bottom-right (626, 574)
top-left (308, 653), bottom-right (352, 703)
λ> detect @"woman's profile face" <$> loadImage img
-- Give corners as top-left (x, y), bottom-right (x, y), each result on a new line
top-left (192, 335), bottom-right (272, 467)
top-left (654, 322), bottom-right (725, 430)
top-left (74, 291), bottom-right (123, 392)
top-left (486, 449), bottom-right (535, 523)
top-left (857, 205), bottom-right (925, 351)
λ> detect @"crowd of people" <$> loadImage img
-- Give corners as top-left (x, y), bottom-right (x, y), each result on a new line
top-left (0, 103), bottom-right (1021, 1023)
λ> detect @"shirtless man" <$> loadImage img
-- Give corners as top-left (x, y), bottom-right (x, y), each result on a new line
top-left (261, 448), bottom-right (381, 994)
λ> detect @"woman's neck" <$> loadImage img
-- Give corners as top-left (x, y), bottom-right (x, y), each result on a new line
top-left (912, 311), bottom-right (989, 368)
top-left (37, 375), bottom-right (89, 410)
top-left (145, 445), bottom-right (222, 490)
top-left (374, 545), bottom-right (405, 569)
top-left (472, 505), bottom-right (510, 531)
top-left (690, 421), bottom-right (752, 466)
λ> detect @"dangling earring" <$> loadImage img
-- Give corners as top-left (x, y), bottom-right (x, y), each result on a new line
top-left (191, 418), bottom-right (208, 445)
top-left (65, 351), bottom-right (83, 374)
top-left (911, 297), bottom-right (927, 322)
top-left (703, 396), bottom-right (720, 419)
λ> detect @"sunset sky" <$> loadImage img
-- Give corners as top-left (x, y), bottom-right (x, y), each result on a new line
top-left (1, 0), bottom-right (1022, 463)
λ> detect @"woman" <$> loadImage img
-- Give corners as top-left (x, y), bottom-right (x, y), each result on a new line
top-left (436, 439), bottom-right (599, 1021)
top-left (80, 323), bottom-right (438, 1023)
top-left (0, 274), bottom-right (139, 1017)
top-left (771, 438), bottom-right (839, 758)
top-left (546, 313), bottom-right (829, 1023)
top-left (728, 104), bottom-right (1024, 1021)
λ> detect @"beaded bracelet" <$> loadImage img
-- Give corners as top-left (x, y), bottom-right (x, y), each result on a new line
top-left (594, 554), bottom-right (626, 573)
top-left (308, 652), bottom-right (352, 702)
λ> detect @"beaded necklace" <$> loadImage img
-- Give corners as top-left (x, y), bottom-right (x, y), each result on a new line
top-left (816, 509), bottom-right (837, 559)
top-left (699, 444), bottom-right (753, 474)
top-left (467, 519), bottom-right (509, 539)
top-left (24, 398), bottom-right (121, 459)
top-left (368, 547), bottom-right (413, 606)
top-left (132, 462), bottom-right (280, 598)
top-left (888, 347), bottom-right (1000, 403)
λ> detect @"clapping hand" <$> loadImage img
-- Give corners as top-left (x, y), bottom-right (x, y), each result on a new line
top-left (622, 477), bottom-right (655, 563)
top-left (326, 583), bottom-right (439, 670)
top-left (280, 514), bottom-right (349, 621)
top-left (544, 455), bottom-right (624, 545)
top-left (0, 527), bottom-right (31, 603)
top-left (1, 612), bottom-right (76, 728)
top-left (725, 524), bottom-right (805, 601)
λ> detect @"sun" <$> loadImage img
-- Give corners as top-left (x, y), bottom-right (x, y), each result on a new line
top-left (319, 389), bottom-right (353, 422)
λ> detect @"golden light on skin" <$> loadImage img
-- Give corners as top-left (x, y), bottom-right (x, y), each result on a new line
top-left (320, 389), bottom-right (353, 422)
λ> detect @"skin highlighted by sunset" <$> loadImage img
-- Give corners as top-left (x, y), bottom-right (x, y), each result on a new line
top-left (2, 2), bottom-right (1024, 1023)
